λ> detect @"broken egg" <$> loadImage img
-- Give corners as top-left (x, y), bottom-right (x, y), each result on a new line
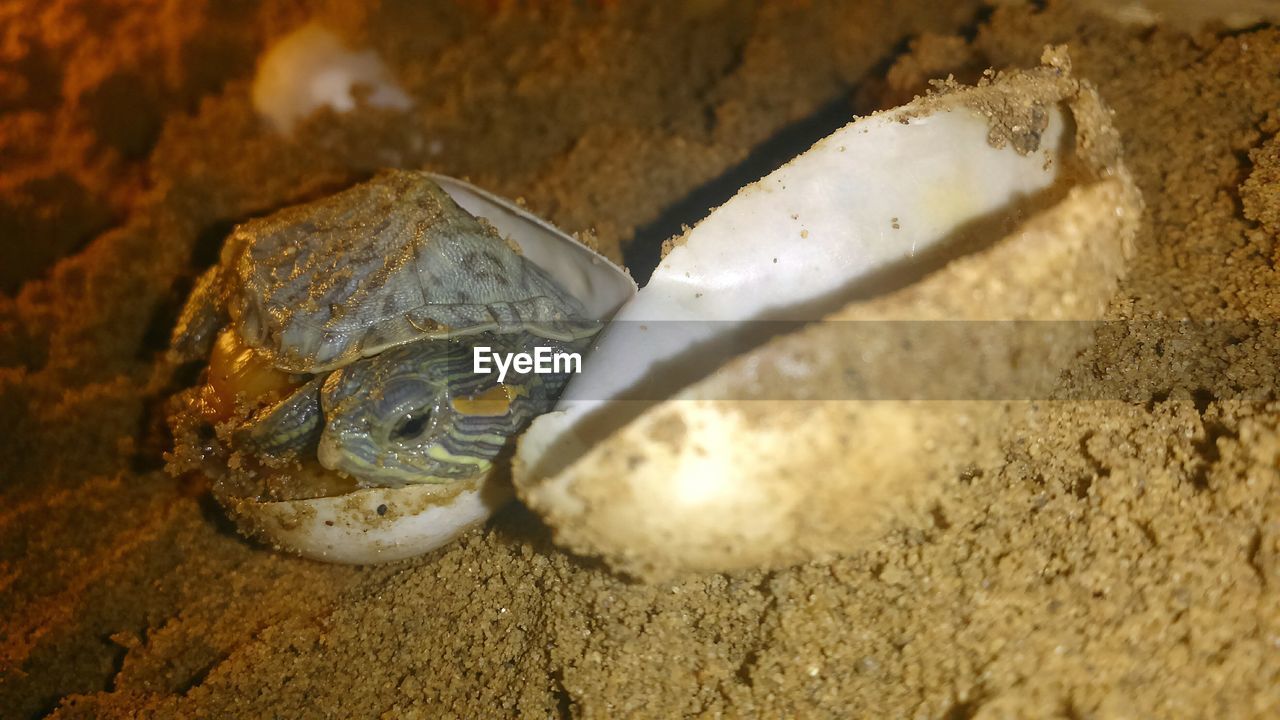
top-left (168, 172), bottom-right (636, 564)
top-left (514, 50), bottom-right (1142, 579)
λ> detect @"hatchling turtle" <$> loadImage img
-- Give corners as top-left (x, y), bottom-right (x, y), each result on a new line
top-left (169, 169), bottom-right (598, 496)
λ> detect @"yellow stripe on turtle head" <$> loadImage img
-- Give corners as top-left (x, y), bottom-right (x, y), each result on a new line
top-left (451, 383), bottom-right (526, 417)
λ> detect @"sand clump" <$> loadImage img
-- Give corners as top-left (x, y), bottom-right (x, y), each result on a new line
top-left (1, 1), bottom-right (1278, 718)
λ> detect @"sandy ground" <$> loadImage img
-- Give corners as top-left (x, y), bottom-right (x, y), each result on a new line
top-left (1, 1), bottom-right (1278, 717)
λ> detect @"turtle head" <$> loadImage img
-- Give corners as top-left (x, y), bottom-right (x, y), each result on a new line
top-left (316, 338), bottom-right (538, 487)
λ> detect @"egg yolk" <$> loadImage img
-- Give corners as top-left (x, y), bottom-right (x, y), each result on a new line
top-left (201, 330), bottom-right (300, 422)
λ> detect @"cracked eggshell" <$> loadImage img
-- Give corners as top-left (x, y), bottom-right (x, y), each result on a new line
top-left (515, 50), bottom-right (1142, 579)
top-left (227, 476), bottom-right (501, 564)
top-left (224, 176), bottom-right (636, 564)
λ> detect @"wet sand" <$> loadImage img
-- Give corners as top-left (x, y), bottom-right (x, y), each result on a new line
top-left (1, 1), bottom-right (1278, 717)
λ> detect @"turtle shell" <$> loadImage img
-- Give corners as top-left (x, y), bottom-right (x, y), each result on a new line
top-left (224, 170), bottom-right (593, 374)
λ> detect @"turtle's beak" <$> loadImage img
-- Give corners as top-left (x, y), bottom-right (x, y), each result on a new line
top-left (315, 406), bottom-right (378, 479)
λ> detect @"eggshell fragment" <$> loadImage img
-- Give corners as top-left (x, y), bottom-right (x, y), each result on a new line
top-left (227, 475), bottom-right (509, 564)
top-left (515, 50), bottom-right (1142, 579)
top-left (251, 23), bottom-right (412, 134)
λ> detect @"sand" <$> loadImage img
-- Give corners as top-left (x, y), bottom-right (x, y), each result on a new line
top-left (1, 1), bottom-right (1277, 717)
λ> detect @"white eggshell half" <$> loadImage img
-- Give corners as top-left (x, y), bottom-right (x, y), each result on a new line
top-left (516, 56), bottom-right (1142, 578)
top-left (228, 476), bottom-right (510, 564)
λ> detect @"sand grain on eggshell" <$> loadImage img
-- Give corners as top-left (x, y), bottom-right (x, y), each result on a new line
top-left (1, 1), bottom-right (1278, 718)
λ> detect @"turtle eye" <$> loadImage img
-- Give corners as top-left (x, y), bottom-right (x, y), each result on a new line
top-left (391, 407), bottom-right (435, 442)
